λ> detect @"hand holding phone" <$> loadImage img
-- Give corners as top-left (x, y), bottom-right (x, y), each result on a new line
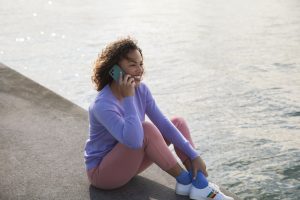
top-left (109, 64), bottom-right (136, 97)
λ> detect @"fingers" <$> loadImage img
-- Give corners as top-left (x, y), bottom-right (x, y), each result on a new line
top-left (203, 163), bottom-right (208, 177)
top-left (118, 72), bottom-right (123, 84)
top-left (193, 169), bottom-right (208, 180)
top-left (119, 72), bottom-right (135, 86)
top-left (193, 168), bottom-right (197, 180)
top-left (199, 164), bottom-right (208, 177)
top-left (126, 75), bottom-right (135, 86)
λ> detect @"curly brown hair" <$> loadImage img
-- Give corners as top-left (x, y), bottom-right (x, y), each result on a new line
top-left (91, 37), bottom-right (144, 91)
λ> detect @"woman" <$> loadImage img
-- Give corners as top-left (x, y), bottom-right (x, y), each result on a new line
top-left (84, 37), bottom-right (233, 200)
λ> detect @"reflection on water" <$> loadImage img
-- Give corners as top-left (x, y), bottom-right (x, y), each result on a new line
top-left (1, 0), bottom-right (300, 199)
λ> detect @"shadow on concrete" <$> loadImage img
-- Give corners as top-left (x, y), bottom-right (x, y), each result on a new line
top-left (89, 175), bottom-right (188, 200)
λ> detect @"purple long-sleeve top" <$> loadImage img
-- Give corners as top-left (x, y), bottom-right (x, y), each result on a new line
top-left (84, 82), bottom-right (199, 171)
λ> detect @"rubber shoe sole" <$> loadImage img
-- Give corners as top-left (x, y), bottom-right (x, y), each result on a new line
top-left (189, 185), bottom-right (208, 200)
top-left (189, 185), bottom-right (234, 200)
top-left (175, 182), bottom-right (220, 197)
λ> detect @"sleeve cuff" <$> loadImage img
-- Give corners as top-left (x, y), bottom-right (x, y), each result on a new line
top-left (185, 142), bottom-right (200, 160)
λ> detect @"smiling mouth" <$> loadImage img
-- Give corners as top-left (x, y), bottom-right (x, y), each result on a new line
top-left (133, 75), bottom-right (142, 81)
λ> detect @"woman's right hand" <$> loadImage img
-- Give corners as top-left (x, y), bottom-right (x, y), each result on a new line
top-left (118, 71), bottom-right (136, 97)
top-left (191, 156), bottom-right (208, 179)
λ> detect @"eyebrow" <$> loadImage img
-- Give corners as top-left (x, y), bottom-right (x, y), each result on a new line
top-left (127, 57), bottom-right (143, 63)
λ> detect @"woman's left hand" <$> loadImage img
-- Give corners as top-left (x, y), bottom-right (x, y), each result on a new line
top-left (191, 156), bottom-right (208, 180)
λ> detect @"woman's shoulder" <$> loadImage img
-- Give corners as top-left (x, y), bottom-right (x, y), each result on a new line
top-left (89, 86), bottom-right (116, 111)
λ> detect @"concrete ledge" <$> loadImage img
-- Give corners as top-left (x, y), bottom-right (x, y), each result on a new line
top-left (0, 63), bottom-right (239, 199)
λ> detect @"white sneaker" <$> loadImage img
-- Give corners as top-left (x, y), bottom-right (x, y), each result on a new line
top-left (175, 182), bottom-right (220, 196)
top-left (175, 182), bottom-right (192, 196)
top-left (189, 185), bottom-right (234, 200)
top-left (208, 182), bottom-right (220, 192)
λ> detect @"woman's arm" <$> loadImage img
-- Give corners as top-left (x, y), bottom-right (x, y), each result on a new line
top-left (144, 84), bottom-right (199, 160)
top-left (93, 96), bottom-right (144, 149)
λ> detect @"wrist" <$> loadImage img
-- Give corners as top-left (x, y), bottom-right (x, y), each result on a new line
top-left (192, 155), bottom-right (200, 161)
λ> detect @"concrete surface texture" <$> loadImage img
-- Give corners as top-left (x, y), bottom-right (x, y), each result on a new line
top-left (0, 63), bottom-right (240, 200)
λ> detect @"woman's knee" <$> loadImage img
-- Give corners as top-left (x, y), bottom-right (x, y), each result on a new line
top-left (142, 121), bottom-right (164, 141)
top-left (170, 116), bottom-right (190, 137)
top-left (171, 116), bottom-right (186, 128)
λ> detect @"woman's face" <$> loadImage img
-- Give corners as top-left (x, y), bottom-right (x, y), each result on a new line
top-left (118, 49), bottom-right (144, 86)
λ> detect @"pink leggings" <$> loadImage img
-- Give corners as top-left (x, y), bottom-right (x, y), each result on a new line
top-left (86, 116), bottom-right (196, 190)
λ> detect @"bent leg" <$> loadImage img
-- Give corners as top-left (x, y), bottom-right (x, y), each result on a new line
top-left (136, 121), bottom-right (180, 175)
top-left (87, 142), bottom-right (145, 190)
top-left (136, 139), bottom-right (172, 175)
top-left (171, 116), bottom-right (196, 160)
top-left (137, 117), bottom-right (196, 174)
top-left (140, 121), bottom-right (178, 172)
top-left (87, 121), bottom-right (179, 189)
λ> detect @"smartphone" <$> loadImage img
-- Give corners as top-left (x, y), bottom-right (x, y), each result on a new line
top-left (109, 64), bottom-right (126, 81)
